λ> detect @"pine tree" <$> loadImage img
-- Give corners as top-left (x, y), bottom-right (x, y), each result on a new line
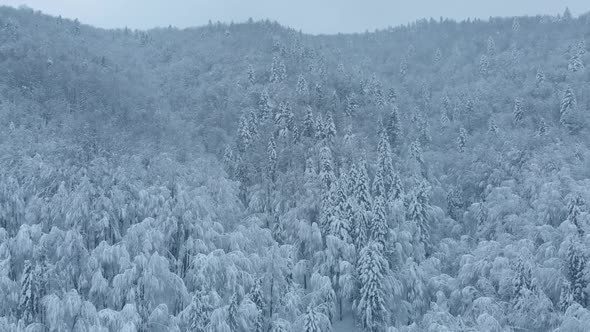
top-left (188, 291), bottom-right (212, 332)
top-left (386, 105), bottom-right (402, 149)
top-left (315, 115), bottom-right (325, 140)
top-left (345, 93), bottom-right (359, 117)
top-left (565, 241), bottom-right (588, 306)
top-left (370, 196), bottom-right (388, 245)
top-left (376, 130), bottom-right (394, 194)
top-left (410, 140), bottom-right (424, 165)
top-left (487, 36), bottom-right (496, 56)
top-left (18, 260), bottom-right (37, 325)
top-left (303, 106), bottom-right (315, 138)
top-left (407, 180), bottom-right (431, 256)
top-left (324, 112), bottom-right (337, 142)
top-left (567, 195), bottom-right (585, 237)
top-left (357, 242), bottom-right (388, 332)
top-left (446, 186), bottom-right (463, 220)
top-left (389, 172), bottom-right (404, 201)
top-left (247, 64), bottom-right (256, 84)
top-left (267, 137), bottom-right (277, 184)
top-left (303, 306), bottom-right (329, 332)
top-left (270, 56), bottom-right (286, 83)
top-left (512, 258), bottom-right (534, 306)
top-left (237, 113), bottom-right (253, 153)
top-left (512, 18), bottom-right (520, 34)
top-left (228, 293), bottom-right (240, 331)
top-left (568, 52), bottom-right (585, 73)
top-left (297, 75), bottom-right (308, 96)
top-left (479, 55), bottom-right (490, 77)
top-left (319, 147), bottom-right (336, 191)
top-left (457, 128), bottom-right (467, 153)
top-left (465, 98), bottom-right (474, 116)
top-left (400, 56), bottom-right (408, 81)
top-left (560, 87), bottom-right (577, 127)
top-left (387, 88), bottom-right (397, 105)
top-left (559, 281), bottom-right (574, 311)
top-left (258, 89), bottom-right (272, 121)
top-left (513, 98), bottom-right (524, 124)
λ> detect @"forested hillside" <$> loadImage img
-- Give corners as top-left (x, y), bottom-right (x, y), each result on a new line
top-left (1, 5), bottom-right (590, 331)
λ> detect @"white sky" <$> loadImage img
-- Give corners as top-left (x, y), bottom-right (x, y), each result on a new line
top-left (2, 0), bottom-right (589, 34)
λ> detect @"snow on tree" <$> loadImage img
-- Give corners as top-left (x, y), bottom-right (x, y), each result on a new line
top-left (259, 89), bottom-right (273, 121)
top-left (270, 56), bottom-right (287, 83)
top-left (356, 241), bottom-right (388, 332)
top-left (267, 136), bottom-right (278, 184)
top-left (487, 36), bottom-right (496, 56)
top-left (386, 105), bottom-right (402, 150)
top-left (565, 240), bottom-right (588, 307)
top-left (303, 106), bottom-right (315, 138)
top-left (345, 93), bottom-right (359, 117)
top-left (560, 86), bottom-right (577, 129)
top-left (297, 75), bottom-right (308, 97)
top-left (512, 18), bottom-right (520, 33)
top-left (410, 140), bottom-right (424, 165)
top-left (400, 56), bottom-right (408, 81)
top-left (324, 112), bottom-right (337, 142)
top-left (434, 48), bottom-right (442, 63)
top-left (568, 52), bottom-right (585, 73)
top-left (457, 128), bottom-right (467, 153)
top-left (567, 194), bottom-right (586, 237)
top-left (247, 64), bottom-right (256, 85)
top-left (479, 55), bottom-right (489, 77)
top-left (370, 195), bottom-right (389, 246)
top-left (407, 180), bottom-right (431, 257)
top-left (18, 260), bottom-right (38, 325)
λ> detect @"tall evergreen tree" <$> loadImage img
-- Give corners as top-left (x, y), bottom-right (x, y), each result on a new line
top-left (386, 105), bottom-right (402, 149)
top-left (303, 106), bottom-right (315, 138)
top-left (357, 242), bottom-right (388, 332)
top-left (407, 180), bottom-right (431, 256)
top-left (560, 87), bottom-right (577, 128)
top-left (457, 128), bottom-right (467, 153)
top-left (565, 240), bottom-right (588, 307)
top-left (18, 260), bottom-right (38, 325)
top-left (513, 98), bottom-right (524, 124)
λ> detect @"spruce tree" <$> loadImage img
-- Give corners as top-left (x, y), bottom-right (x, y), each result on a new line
top-left (247, 64), bottom-right (256, 84)
top-left (297, 75), bottom-right (308, 96)
top-left (479, 55), bottom-right (490, 77)
top-left (386, 105), bottom-right (402, 149)
top-left (228, 293), bottom-right (240, 331)
top-left (18, 260), bottom-right (37, 325)
top-left (565, 241), bottom-right (588, 307)
top-left (303, 106), bottom-right (315, 138)
top-left (560, 87), bottom-right (577, 127)
top-left (536, 68), bottom-right (545, 87)
top-left (457, 128), bottom-right (467, 153)
top-left (357, 242), bottom-right (388, 332)
top-left (370, 195), bottom-right (388, 245)
top-left (487, 36), bottom-right (496, 56)
top-left (324, 112), bottom-right (337, 142)
top-left (567, 195), bottom-right (585, 237)
top-left (267, 137), bottom-right (277, 184)
top-left (512, 258), bottom-right (534, 307)
top-left (538, 117), bottom-right (548, 136)
top-left (407, 180), bottom-right (431, 256)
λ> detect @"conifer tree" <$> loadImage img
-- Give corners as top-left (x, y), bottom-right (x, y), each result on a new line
top-left (188, 291), bottom-right (212, 332)
top-left (565, 240), bottom-right (588, 307)
top-left (303, 106), bottom-right (315, 138)
top-left (512, 258), bottom-right (534, 307)
top-left (487, 36), bottom-right (496, 56)
top-left (560, 87), bottom-right (577, 127)
top-left (387, 88), bottom-right (397, 105)
top-left (407, 180), bottom-right (431, 256)
top-left (357, 242), bottom-right (388, 332)
top-left (270, 56), bottom-right (286, 83)
top-left (488, 118), bottom-right (499, 135)
top-left (434, 48), bottom-right (442, 63)
top-left (228, 293), bottom-right (240, 331)
top-left (567, 195), bottom-right (585, 237)
top-left (559, 281), bottom-right (574, 311)
top-left (410, 140), bottom-right (424, 165)
top-left (18, 260), bottom-right (38, 325)
top-left (259, 89), bottom-right (272, 121)
top-left (370, 195), bottom-right (388, 246)
top-left (479, 55), bottom-right (490, 77)
top-left (457, 128), bottom-right (467, 153)
top-left (267, 137), bottom-right (277, 184)
top-left (297, 75), bottom-right (308, 97)
top-left (247, 64), bottom-right (256, 84)
top-left (324, 112), bottom-right (337, 142)
top-left (400, 56), bottom-right (408, 81)
top-left (345, 93), bottom-right (359, 117)
top-left (386, 105), bottom-right (402, 149)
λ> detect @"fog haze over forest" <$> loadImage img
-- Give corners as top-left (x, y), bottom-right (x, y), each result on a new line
top-left (0, 2), bottom-right (590, 332)
top-left (2, 0), bottom-right (590, 33)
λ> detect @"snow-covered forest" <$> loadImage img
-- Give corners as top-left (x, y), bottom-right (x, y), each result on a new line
top-left (1, 5), bottom-right (590, 331)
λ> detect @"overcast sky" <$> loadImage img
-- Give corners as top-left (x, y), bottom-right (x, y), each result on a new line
top-left (3, 0), bottom-right (589, 34)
